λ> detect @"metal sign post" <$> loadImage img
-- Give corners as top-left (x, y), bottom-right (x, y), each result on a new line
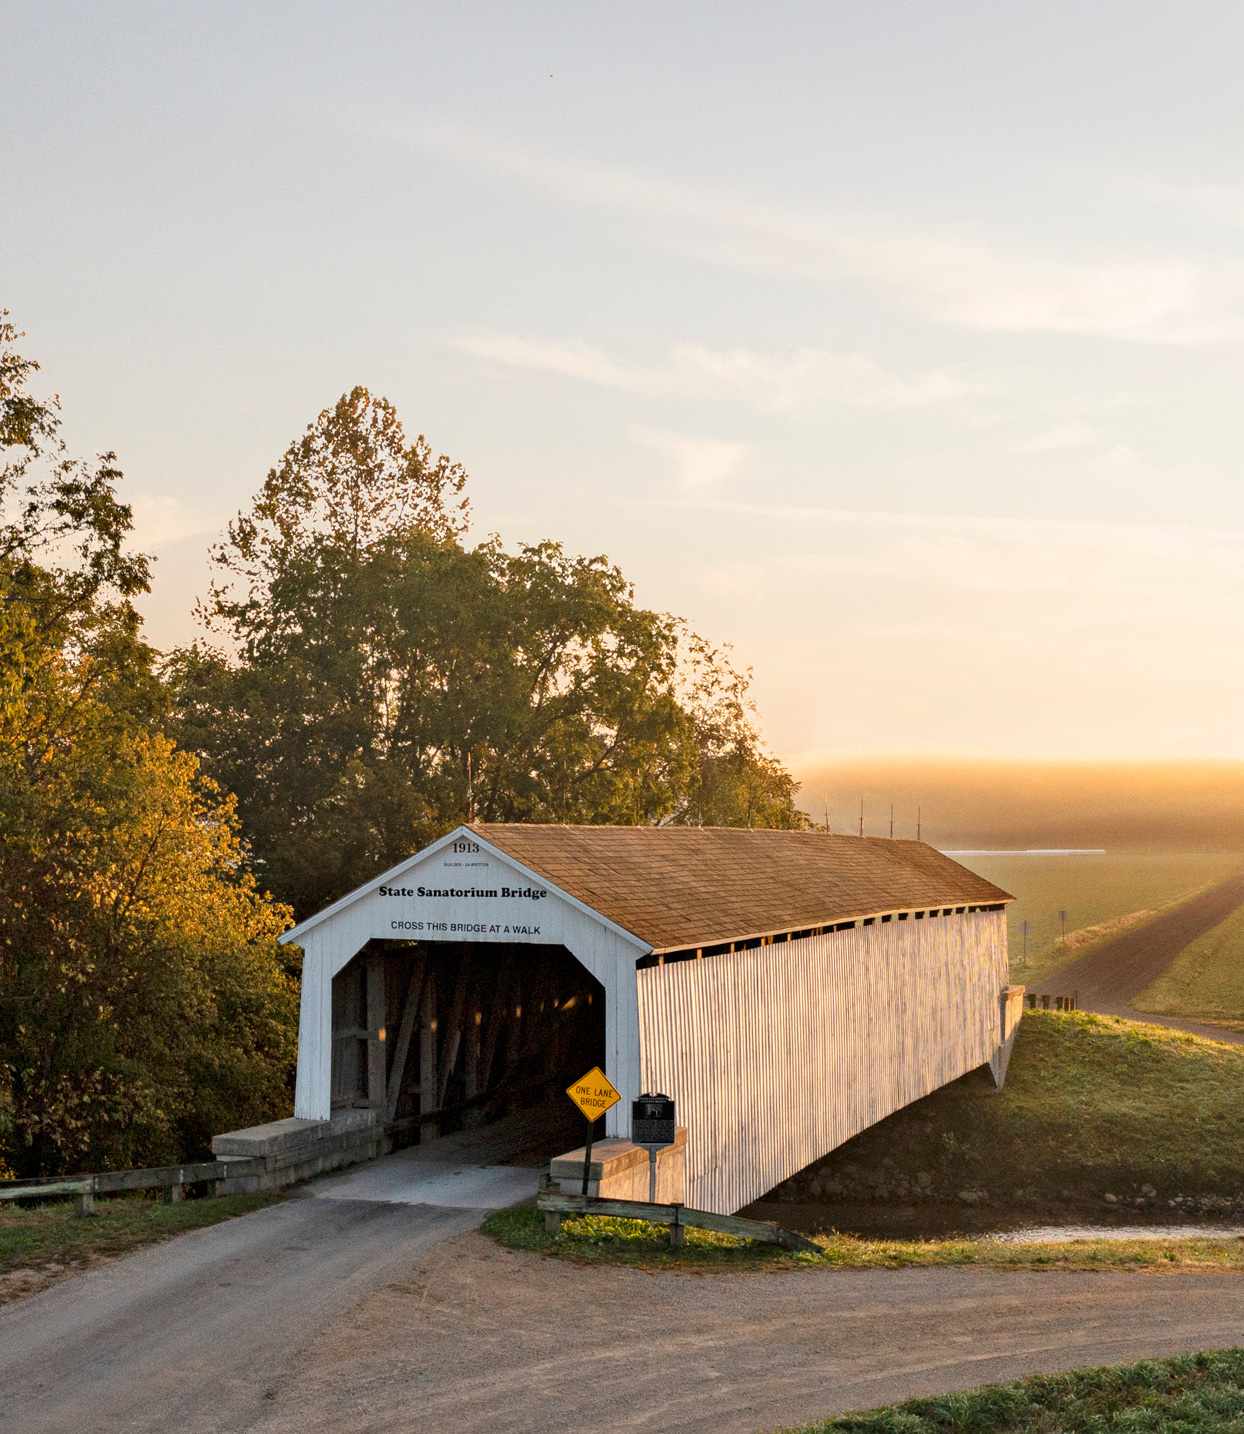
top-left (631, 1092), bottom-right (676, 1205)
top-left (566, 1066), bottom-right (622, 1198)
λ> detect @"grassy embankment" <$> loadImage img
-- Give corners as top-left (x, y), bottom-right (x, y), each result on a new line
top-left (485, 1012), bottom-right (1244, 1272)
top-left (1136, 900), bottom-right (1244, 1024)
top-left (485, 1204), bottom-right (1244, 1273)
top-left (790, 1349), bottom-right (1244, 1433)
top-left (783, 1010), bottom-right (1244, 1208)
top-left (0, 1192), bottom-right (282, 1304)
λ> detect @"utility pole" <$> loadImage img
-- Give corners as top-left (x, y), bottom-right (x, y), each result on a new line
top-left (889, 803), bottom-right (894, 839)
top-left (917, 805), bottom-right (922, 841)
top-left (1059, 908), bottom-right (1067, 946)
top-left (858, 797), bottom-right (864, 837)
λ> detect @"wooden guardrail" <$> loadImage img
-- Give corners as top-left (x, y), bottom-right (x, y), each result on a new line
top-left (0, 1179), bottom-right (95, 1216)
top-left (537, 1189), bottom-right (821, 1254)
top-left (0, 1157), bottom-right (264, 1217)
top-left (1026, 992), bottom-right (1078, 1010)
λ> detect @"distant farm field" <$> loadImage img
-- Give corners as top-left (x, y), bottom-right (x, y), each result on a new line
top-left (956, 852), bottom-right (1243, 982)
top-left (1135, 900), bottom-right (1244, 1022)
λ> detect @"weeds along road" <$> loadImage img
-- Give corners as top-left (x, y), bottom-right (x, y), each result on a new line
top-left (8, 1217), bottom-right (1244, 1434)
top-left (1047, 869), bottom-right (1244, 1042)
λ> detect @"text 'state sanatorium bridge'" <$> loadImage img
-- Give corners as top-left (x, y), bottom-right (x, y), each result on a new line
top-left (264, 824), bottom-right (1019, 1215)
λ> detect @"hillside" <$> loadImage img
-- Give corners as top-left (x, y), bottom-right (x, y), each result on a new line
top-left (1136, 899), bottom-right (1244, 1023)
top-left (764, 1012), bottom-right (1244, 1225)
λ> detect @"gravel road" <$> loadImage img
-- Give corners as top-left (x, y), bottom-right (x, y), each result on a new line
top-left (8, 1211), bottom-right (1244, 1434)
top-left (248, 1232), bottom-right (1244, 1433)
top-left (1046, 869), bottom-right (1244, 1041)
top-left (2, 1196), bottom-right (481, 1434)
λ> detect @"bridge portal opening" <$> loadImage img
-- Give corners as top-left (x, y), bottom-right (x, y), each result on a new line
top-left (330, 940), bottom-right (603, 1156)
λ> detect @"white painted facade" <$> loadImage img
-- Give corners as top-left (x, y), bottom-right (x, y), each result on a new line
top-left (637, 911), bottom-right (1009, 1213)
top-left (283, 828), bottom-right (648, 1137)
top-left (283, 825), bottom-right (1013, 1211)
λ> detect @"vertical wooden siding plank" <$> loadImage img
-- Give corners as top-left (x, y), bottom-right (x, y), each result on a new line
top-left (635, 911), bottom-right (1009, 1214)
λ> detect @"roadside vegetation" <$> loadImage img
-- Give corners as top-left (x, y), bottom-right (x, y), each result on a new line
top-left (1136, 900), bottom-right (1244, 1024)
top-left (484, 1205), bottom-right (1244, 1274)
top-left (791, 1349), bottom-right (1244, 1432)
top-left (959, 852), bottom-right (1242, 985)
top-left (0, 1192), bottom-right (282, 1305)
top-left (0, 312), bottom-right (299, 1178)
top-left (1014, 881), bottom-right (1226, 990)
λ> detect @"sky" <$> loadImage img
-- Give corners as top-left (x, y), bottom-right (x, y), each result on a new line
top-left (6, 1), bottom-right (1244, 768)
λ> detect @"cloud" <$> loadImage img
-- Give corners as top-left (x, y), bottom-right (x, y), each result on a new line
top-left (1012, 423), bottom-right (1098, 455)
top-left (1128, 177), bottom-right (1244, 228)
top-left (630, 427), bottom-right (746, 488)
top-left (452, 333), bottom-right (642, 393)
top-left (641, 494), bottom-right (1244, 595)
top-left (422, 126), bottom-right (1244, 345)
top-left (127, 493), bottom-right (217, 549)
top-left (452, 331), bottom-right (985, 414)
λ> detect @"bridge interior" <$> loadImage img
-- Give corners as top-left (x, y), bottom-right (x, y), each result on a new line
top-left (330, 939), bottom-right (604, 1159)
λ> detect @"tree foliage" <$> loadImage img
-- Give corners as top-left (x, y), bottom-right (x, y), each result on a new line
top-left (1, 310), bottom-right (149, 616)
top-left (172, 389), bottom-right (806, 917)
top-left (0, 315), bottom-right (296, 1177)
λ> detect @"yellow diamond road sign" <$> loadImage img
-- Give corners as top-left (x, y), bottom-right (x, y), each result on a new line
top-left (566, 1066), bottom-right (621, 1121)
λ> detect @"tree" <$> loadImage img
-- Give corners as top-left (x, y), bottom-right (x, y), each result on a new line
top-left (171, 389), bottom-right (807, 919)
top-left (0, 690), bottom-right (296, 1174)
top-left (677, 634), bottom-right (807, 828)
top-left (204, 384), bottom-right (468, 642)
top-left (0, 313), bottom-right (296, 1176)
top-left (1, 310), bottom-right (148, 616)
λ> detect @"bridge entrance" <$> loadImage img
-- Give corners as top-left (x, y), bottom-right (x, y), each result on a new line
top-left (330, 939), bottom-right (604, 1156)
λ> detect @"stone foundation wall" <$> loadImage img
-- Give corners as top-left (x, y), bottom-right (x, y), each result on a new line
top-left (550, 1128), bottom-right (687, 1203)
top-left (212, 1109), bottom-right (387, 1193)
top-left (775, 1158), bottom-right (1244, 1217)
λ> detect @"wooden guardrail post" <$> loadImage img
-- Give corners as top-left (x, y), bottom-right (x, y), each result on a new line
top-left (669, 1203), bottom-right (684, 1249)
top-left (1025, 991), bottom-right (1078, 1012)
top-left (75, 1181), bottom-right (94, 1217)
top-left (538, 1172), bottom-right (562, 1234)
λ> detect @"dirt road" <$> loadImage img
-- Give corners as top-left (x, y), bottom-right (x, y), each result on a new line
top-left (1045, 870), bottom-right (1244, 1042)
top-left (231, 1232), bottom-right (1244, 1433)
top-left (2, 1196), bottom-right (482, 1434)
top-left (9, 1216), bottom-right (1244, 1434)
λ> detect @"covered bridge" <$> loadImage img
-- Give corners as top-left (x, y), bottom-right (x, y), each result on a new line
top-left (281, 823), bottom-right (1017, 1214)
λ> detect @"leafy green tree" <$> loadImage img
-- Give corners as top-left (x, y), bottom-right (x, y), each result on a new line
top-left (677, 634), bottom-right (806, 828)
top-left (0, 313), bottom-right (296, 1176)
top-left (0, 690), bottom-right (296, 1174)
top-left (171, 389), bottom-right (807, 919)
top-left (204, 383), bottom-right (468, 638)
top-left (1, 309), bottom-right (148, 616)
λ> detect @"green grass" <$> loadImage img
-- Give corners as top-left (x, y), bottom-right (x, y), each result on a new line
top-left (1136, 900), bottom-right (1244, 1022)
top-left (789, 1010), bottom-right (1244, 1206)
top-left (791, 1349), bottom-right (1244, 1432)
top-left (484, 1014), bottom-right (1244, 1276)
top-left (0, 1191), bottom-right (282, 1295)
top-left (957, 852), bottom-right (1241, 982)
top-left (483, 1204), bottom-right (796, 1268)
top-left (485, 1205), bottom-right (1244, 1274)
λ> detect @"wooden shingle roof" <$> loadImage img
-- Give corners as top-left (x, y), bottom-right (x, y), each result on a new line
top-left (471, 824), bottom-right (1012, 952)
